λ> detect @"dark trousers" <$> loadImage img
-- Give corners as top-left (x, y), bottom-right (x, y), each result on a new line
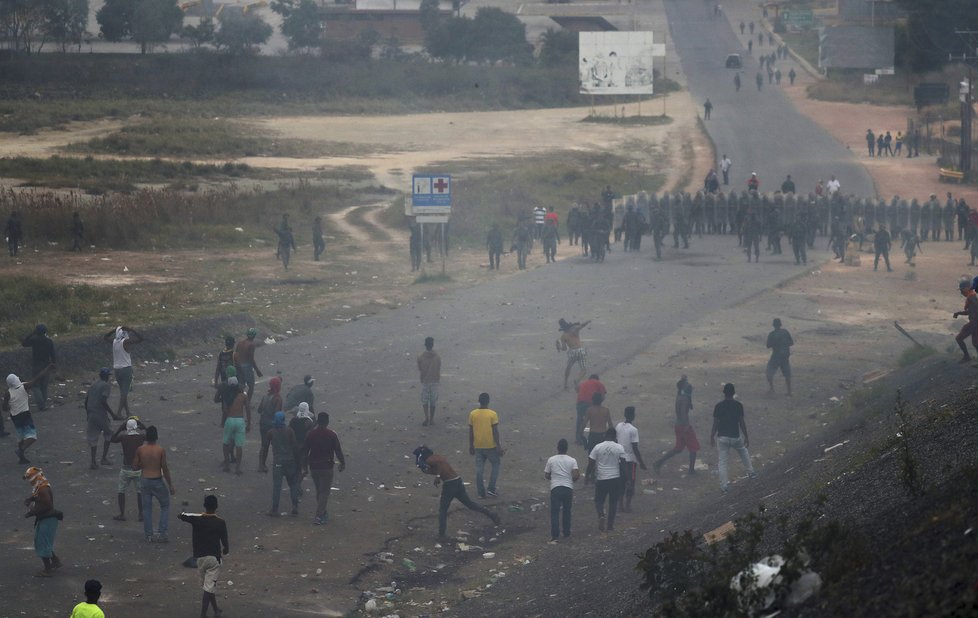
top-left (488, 249), bottom-right (501, 269)
top-left (271, 461), bottom-right (300, 512)
top-left (550, 486), bottom-right (573, 539)
top-left (874, 249), bottom-right (891, 271)
top-left (594, 478), bottom-right (622, 530)
top-left (439, 478), bottom-right (494, 536)
top-left (792, 241), bottom-right (806, 264)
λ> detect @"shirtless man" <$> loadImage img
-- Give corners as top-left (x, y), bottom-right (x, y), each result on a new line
top-left (233, 328), bottom-right (264, 405)
top-left (85, 368), bottom-right (121, 469)
top-left (583, 392), bottom-right (613, 456)
top-left (413, 445), bottom-right (499, 539)
top-left (110, 417), bottom-right (146, 521)
top-left (557, 318), bottom-right (591, 389)
top-left (133, 426), bottom-right (175, 543)
top-left (222, 379), bottom-right (251, 475)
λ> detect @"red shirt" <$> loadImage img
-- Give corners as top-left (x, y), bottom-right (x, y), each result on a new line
top-left (545, 212), bottom-right (559, 226)
top-left (577, 378), bottom-right (606, 404)
top-left (303, 425), bottom-right (344, 471)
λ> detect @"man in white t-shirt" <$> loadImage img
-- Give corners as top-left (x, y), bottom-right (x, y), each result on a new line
top-left (543, 438), bottom-right (580, 543)
top-left (585, 428), bottom-right (625, 532)
top-left (615, 407), bottom-right (647, 513)
top-left (826, 175), bottom-right (841, 197)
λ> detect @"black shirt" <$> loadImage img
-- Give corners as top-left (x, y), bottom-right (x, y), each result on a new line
top-left (178, 513), bottom-right (229, 561)
top-left (713, 399), bottom-right (744, 439)
top-left (22, 333), bottom-right (56, 368)
top-left (766, 328), bottom-right (793, 360)
top-left (284, 383), bottom-right (314, 412)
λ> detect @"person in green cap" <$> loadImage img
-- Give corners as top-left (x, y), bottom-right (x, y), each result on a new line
top-left (233, 328), bottom-right (263, 405)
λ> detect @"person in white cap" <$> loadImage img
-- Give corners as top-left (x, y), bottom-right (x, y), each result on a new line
top-left (102, 325), bottom-right (143, 418)
top-left (110, 416), bottom-right (147, 522)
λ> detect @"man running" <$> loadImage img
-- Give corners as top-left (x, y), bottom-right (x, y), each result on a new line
top-left (179, 495), bottom-right (229, 618)
top-left (103, 326), bottom-right (143, 418)
top-left (110, 417), bottom-right (145, 522)
top-left (133, 426), bottom-right (175, 543)
top-left (557, 318), bottom-right (591, 390)
top-left (85, 368), bottom-right (121, 470)
top-left (615, 406), bottom-right (646, 513)
top-left (653, 375), bottom-right (700, 475)
top-left (414, 445), bottom-right (499, 539)
top-left (765, 318), bottom-right (794, 396)
top-left (953, 278), bottom-right (978, 362)
top-left (585, 428), bottom-right (625, 532)
top-left (417, 336), bottom-right (441, 426)
top-left (233, 328), bottom-right (263, 405)
top-left (303, 412), bottom-right (345, 525)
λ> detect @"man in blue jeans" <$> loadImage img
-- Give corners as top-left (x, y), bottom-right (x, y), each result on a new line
top-left (133, 426), bottom-right (176, 542)
top-left (710, 383), bottom-right (757, 493)
top-left (468, 393), bottom-right (503, 498)
top-left (262, 411), bottom-right (300, 516)
top-left (544, 438), bottom-right (580, 543)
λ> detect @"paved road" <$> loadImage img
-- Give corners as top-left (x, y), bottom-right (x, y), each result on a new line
top-left (664, 0), bottom-right (876, 197)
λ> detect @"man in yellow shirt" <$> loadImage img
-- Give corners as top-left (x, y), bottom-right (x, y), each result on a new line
top-left (70, 580), bottom-right (105, 618)
top-left (468, 393), bottom-right (504, 498)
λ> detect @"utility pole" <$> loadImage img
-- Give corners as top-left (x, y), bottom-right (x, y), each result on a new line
top-left (952, 30), bottom-right (977, 180)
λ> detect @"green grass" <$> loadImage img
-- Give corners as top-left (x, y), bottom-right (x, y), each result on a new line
top-left (897, 344), bottom-right (936, 367)
top-left (581, 114), bottom-right (672, 126)
top-left (65, 117), bottom-right (377, 159)
top-left (0, 155), bottom-right (258, 193)
top-left (781, 30), bottom-right (820, 69)
top-left (0, 276), bottom-right (158, 347)
top-left (0, 180), bottom-right (365, 250)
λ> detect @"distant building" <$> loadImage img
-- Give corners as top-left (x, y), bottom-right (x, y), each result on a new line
top-left (320, 0), bottom-right (454, 44)
top-left (549, 16), bottom-right (618, 33)
top-left (818, 25), bottom-right (894, 70)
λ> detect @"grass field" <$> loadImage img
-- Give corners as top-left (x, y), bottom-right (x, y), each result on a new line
top-left (64, 117), bottom-right (383, 159)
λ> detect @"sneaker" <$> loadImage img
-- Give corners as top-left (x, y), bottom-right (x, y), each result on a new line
top-left (486, 490), bottom-right (498, 498)
top-left (720, 485), bottom-right (730, 494)
top-left (547, 539), bottom-right (559, 545)
top-left (598, 515), bottom-right (606, 532)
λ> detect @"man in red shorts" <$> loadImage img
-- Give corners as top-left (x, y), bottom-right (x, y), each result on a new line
top-left (953, 279), bottom-right (978, 362)
top-left (653, 375), bottom-right (700, 475)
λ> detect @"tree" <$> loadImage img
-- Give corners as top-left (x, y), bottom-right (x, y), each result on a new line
top-left (0, 0), bottom-right (47, 52)
top-left (96, 0), bottom-right (135, 42)
top-left (183, 17), bottom-right (215, 50)
top-left (418, 0), bottom-right (442, 33)
top-left (470, 7), bottom-right (531, 65)
top-left (131, 0), bottom-right (183, 53)
top-left (271, 0), bottom-right (323, 51)
top-left (538, 27), bottom-right (577, 67)
top-left (42, 0), bottom-right (89, 52)
top-left (895, 0), bottom-right (978, 71)
top-left (425, 15), bottom-right (474, 64)
top-left (215, 10), bottom-right (272, 55)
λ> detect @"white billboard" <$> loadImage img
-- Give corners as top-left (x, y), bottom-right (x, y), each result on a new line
top-left (579, 32), bottom-right (657, 95)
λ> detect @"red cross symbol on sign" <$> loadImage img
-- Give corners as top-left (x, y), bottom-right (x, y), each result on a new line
top-left (433, 178), bottom-right (449, 193)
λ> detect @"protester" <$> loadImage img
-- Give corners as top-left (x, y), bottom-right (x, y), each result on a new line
top-left (585, 428), bottom-right (625, 532)
top-left (24, 466), bottom-right (62, 576)
top-left (284, 374), bottom-right (315, 412)
top-left (110, 417), bottom-right (146, 522)
top-left (417, 336), bottom-right (441, 426)
top-left (85, 368), bottom-right (121, 470)
top-left (303, 412), bottom-right (345, 525)
top-left (953, 278), bottom-right (978, 362)
top-left (414, 445), bottom-right (499, 539)
top-left (710, 383), bottom-right (757, 493)
top-left (21, 324), bottom-right (56, 411)
top-left (70, 580), bottom-right (105, 618)
top-left (5, 368), bottom-right (51, 464)
top-left (256, 377), bottom-right (283, 473)
top-left (134, 426), bottom-right (176, 542)
top-left (179, 495), bottom-right (229, 618)
top-left (262, 411), bottom-right (300, 516)
top-left (654, 376), bottom-right (700, 475)
top-left (233, 328), bottom-right (264, 405)
top-left (765, 318), bottom-right (794, 396)
top-left (544, 438), bottom-right (579, 543)
top-left (469, 392), bottom-right (503, 498)
top-left (575, 374), bottom-right (606, 447)
top-left (222, 378), bottom-right (250, 475)
top-left (103, 325), bottom-right (143, 418)
top-left (615, 406), bottom-right (646, 513)
top-left (557, 319), bottom-right (591, 390)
